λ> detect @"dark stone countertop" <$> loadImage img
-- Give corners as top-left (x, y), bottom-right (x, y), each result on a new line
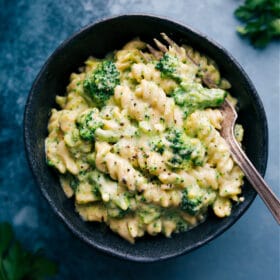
top-left (0, 0), bottom-right (279, 279)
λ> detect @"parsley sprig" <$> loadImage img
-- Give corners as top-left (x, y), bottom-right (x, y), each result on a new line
top-left (235, 0), bottom-right (280, 47)
top-left (0, 222), bottom-right (58, 280)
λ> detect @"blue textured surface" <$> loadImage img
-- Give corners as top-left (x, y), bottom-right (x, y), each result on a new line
top-left (0, 0), bottom-right (279, 279)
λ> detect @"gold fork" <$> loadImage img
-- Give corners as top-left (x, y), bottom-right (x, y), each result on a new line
top-left (151, 33), bottom-right (280, 223)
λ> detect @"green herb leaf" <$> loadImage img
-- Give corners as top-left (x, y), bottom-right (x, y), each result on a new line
top-left (27, 249), bottom-right (58, 280)
top-left (245, 0), bottom-right (267, 9)
top-left (270, 18), bottom-right (280, 34)
top-left (235, 6), bottom-right (254, 21)
top-left (234, 0), bottom-right (280, 47)
top-left (0, 222), bottom-right (58, 280)
top-left (0, 223), bottom-right (13, 256)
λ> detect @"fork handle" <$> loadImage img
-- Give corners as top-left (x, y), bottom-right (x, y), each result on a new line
top-left (228, 137), bottom-right (280, 224)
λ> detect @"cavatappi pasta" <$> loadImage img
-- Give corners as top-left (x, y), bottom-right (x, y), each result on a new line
top-left (45, 37), bottom-right (245, 243)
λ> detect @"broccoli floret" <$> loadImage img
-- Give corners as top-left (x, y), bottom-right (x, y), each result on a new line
top-left (113, 192), bottom-right (132, 211)
top-left (176, 218), bottom-right (188, 232)
top-left (76, 109), bottom-right (103, 141)
top-left (138, 205), bottom-right (161, 224)
top-left (88, 170), bottom-right (132, 217)
top-left (172, 84), bottom-right (226, 115)
top-left (83, 61), bottom-right (120, 108)
top-left (181, 189), bottom-right (203, 215)
top-left (46, 159), bottom-right (55, 167)
top-left (92, 184), bottom-right (101, 199)
top-left (155, 53), bottom-right (180, 80)
top-left (69, 176), bottom-right (79, 192)
top-left (166, 128), bottom-right (205, 168)
top-left (107, 202), bottom-right (130, 218)
top-left (150, 138), bottom-right (166, 154)
top-left (87, 171), bottom-right (102, 199)
top-left (107, 192), bottom-right (132, 219)
top-left (167, 129), bottom-right (193, 154)
top-left (164, 210), bottom-right (188, 233)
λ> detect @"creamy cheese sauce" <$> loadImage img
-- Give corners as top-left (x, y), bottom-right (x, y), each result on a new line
top-left (45, 38), bottom-right (244, 243)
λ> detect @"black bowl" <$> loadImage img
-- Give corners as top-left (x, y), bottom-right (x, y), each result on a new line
top-left (24, 14), bottom-right (268, 262)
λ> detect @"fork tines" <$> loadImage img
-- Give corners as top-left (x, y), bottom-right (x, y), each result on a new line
top-left (150, 33), bottom-right (185, 58)
top-left (146, 43), bottom-right (163, 59)
top-left (153, 38), bottom-right (168, 53)
top-left (160, 32), bottom-right (177, 47)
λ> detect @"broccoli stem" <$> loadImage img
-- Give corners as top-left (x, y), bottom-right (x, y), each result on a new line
top-left (173, 83), bottom-right (226, 115)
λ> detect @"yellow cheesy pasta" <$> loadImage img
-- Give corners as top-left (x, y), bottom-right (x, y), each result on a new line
top-left (45, 37), bottom-right (244, 243)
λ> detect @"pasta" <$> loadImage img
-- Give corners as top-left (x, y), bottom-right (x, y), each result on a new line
top-left (45, 37), bottom-right (245, 243)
